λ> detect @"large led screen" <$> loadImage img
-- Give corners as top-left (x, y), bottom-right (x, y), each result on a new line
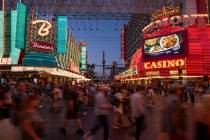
top-left (143, 30), bottom-right (187, 60)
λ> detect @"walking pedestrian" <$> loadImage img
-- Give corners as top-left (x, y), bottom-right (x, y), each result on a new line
top-left (84, 85), bottom-right (112, 140)
top-left (19, 95), bottom-right (46, 140)
top-left (61, 84), bottom-right (84, 135)
top-left (160, 85), bottom-right (187, 140)
top-left (130, 85), bottom-right (146, 140)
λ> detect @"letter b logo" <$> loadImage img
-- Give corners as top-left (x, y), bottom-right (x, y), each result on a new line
top-left (32, 20), bottom-right (52, 37)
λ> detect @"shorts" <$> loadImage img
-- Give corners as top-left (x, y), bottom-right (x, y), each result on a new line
top-left (65, 110), bottom-right (79, 120)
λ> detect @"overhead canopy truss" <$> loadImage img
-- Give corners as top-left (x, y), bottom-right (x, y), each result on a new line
top-left (4, 0), bottom-right (182, 19)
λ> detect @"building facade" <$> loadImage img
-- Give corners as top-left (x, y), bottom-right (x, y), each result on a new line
top-left (122, 14), bottom-right (150, 67)
top-left (0, 2), bottom-right (85, 78)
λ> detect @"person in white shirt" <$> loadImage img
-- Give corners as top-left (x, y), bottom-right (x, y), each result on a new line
top-left (112, 87), bottom-right (124, 129)
top-left (130, 85), bottom-right (146, 140)
top-left (84, 85), bottom-right (112, 140)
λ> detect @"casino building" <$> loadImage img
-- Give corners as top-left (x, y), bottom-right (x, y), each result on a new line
top-left (118, 5), bottom-right (210, 82)
top-left (0, 2), bottom-right (88, 80)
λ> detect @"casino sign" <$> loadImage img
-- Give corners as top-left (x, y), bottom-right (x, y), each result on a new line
top-left (144, 59), bottom-right (185, 70)
top-left (29, 18), bottom-right (54, 52)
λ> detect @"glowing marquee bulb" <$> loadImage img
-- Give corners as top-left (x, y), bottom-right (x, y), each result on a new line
top-left (32, 20), bottom-right (52, 37)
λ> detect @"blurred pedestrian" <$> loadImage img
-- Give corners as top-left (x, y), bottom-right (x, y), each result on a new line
top-left (112, 87), bottom-right (124, 129)
top-left (84, 85), bottom-right (112, 140)
top-left (51, 84), bottom-right (63, 112)
top-left (130, 85), bottom-right (146, 140)
top-left (19, 95), bottom-right (46, 140)
top-left (13, 82), bottom-right (28, 125)
top-left (159, 85), bottom-right (187, 140)
top-left (194, 94), bottom-right (210, 140)
top-left (61, 85), bottom-right (84, 135)
top-left (0, 84), bottom-right (20, 140)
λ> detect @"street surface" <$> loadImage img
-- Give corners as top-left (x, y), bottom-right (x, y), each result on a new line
top-left (39, 98), bottom-right (194, 140)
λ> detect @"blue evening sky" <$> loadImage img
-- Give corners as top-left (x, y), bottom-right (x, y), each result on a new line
top-left (70, 19), bottom-right (127, 75)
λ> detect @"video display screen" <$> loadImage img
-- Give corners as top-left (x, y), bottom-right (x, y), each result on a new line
top-left (143, 30), bottom-right (187, 59)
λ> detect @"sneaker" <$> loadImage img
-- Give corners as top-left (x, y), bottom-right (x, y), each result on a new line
top-left (60, 128), bottom-right (67, 135)
top-left (82, 112), bottom-right (87, 116)
top-left (76, 128), bottom-right (85, 135)
top-left (39, 105), bottom-right (43, 109)
top-left (112, 126), bottom-right (120, 129)
top-left (83, 132), bottom-right (93, 140)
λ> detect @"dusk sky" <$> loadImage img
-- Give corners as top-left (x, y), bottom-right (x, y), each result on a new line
top-left (71, 19), bottom-right (127, 75)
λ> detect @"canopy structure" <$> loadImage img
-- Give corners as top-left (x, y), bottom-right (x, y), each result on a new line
top-left (11, 66), bottom-right (89, 80)
top-left (4, 0), bottom-right (182, 19)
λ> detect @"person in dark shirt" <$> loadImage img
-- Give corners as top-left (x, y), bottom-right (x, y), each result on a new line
top-left (61, 84), bottom-right (84, 135)
top-left (13, 82), bottom-right (28, 125)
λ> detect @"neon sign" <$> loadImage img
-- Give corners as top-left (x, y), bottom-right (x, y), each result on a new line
top-left (143, 14), bottom-right (208, 34)
top-left (31, 41), bottom-right (53, 52)
top-left (32, 20), bottom-right (52, 37)
top-left (151, 6), bottom-right (181, 22)
top-left (80, 45), bottom-right (87, 71)
top-left (144, 59), bottom-right (185, 69)
top-left (0, 58), bottom-right (12, 65)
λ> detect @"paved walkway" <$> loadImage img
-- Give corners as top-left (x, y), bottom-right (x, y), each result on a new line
top-left (39, 98), bottom-right (194, 140)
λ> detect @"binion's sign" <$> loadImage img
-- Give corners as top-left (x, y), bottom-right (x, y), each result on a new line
top-left (30, 19), bottom-right (54, 52)
top-left (143, 14), bottom-right (208, 34)
top-left (32, 20), bottom-right (52, 37)
top-left (144, 59), bottom-right (185, 70)
top-left (31, 41), bottom-right (54, 52)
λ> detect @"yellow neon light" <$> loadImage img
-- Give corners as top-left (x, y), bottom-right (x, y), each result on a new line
top-left (32, 20), bottom-right (52, 37)
top-left (144, 59), bottom-right (185, 69)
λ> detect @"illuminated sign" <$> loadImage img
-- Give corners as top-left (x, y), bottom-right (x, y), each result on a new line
top-left (0, 58), bottom-right (12, 64)
top-left (146, 71), bottom-right (160, 76)
top-left (144, 59), bottom-right (185, 69)
top-left (151, 6), bottom-right (181, 22)
top-left (122, 68), bottom-right (137, 76)
top-left (31, 41), bottom-right (53, 52)
top-left (32, 20), bottom-right (52, 37)
top-left (143, 14), bottom-right (208, 34)
top-left (80, 46), bottom-right (87, 71)
top-left (170, 70), bottom-right (186, 75)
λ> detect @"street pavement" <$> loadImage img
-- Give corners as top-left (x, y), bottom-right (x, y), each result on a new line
top-left (39, 98), bottom-right (194, 140)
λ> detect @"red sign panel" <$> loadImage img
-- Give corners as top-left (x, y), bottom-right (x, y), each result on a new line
top-left (30, 41), bottom-right (54, 52)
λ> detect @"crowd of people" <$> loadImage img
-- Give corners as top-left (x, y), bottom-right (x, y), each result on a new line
top-left (0, 78), bottom-right (210, 140)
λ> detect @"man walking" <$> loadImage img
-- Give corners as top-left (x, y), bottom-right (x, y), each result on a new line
top-left (130, 85), bottom-right (146, 140)
top-left (84, 85), bottom-right (112, 140)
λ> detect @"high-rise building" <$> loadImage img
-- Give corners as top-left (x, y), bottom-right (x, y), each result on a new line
top-left (122, 14), bottom-right (150, 67)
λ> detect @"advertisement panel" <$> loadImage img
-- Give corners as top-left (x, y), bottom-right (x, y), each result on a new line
top-left (143, 30), bottom-right (187, 60)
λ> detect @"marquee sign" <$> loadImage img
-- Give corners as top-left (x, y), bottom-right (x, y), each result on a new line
top-left (32, 20), bottom-right (52, 37)
top-left (143, 14), bottom-right (208, 35)
top-left (144, 59), bottom-right (185, 70)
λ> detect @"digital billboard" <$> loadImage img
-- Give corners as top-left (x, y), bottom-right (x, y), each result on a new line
top-left (143, 30), bottom-right (187, 60)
